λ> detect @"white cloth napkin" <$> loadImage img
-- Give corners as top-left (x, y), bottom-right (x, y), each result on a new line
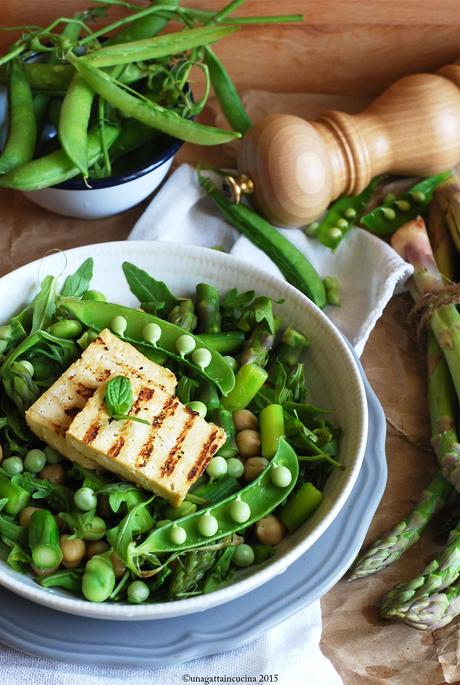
top-left (0, 164), bottom-right (411, 685)
top-left (131, 164), bottom-right (412, 355)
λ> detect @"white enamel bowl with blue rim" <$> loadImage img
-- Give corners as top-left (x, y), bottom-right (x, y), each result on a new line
top-left (0, 241), bottom-right (368, 620)
top-left (0, 81), bottom-right (183, 219)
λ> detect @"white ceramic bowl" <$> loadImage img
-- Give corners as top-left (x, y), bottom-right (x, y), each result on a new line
top-left (0, 82), bottom-right (183, 219)
top-left (0, 241), bottom-right (368, 620)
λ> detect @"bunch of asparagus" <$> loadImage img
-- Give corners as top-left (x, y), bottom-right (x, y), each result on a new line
top-left (349, 172), bottom-right (460, 631)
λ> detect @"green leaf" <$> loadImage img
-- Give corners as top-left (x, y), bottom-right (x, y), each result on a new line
top-left (122, 262), bottom-right (177, 316)
top-left (31, 276), bottom-right (57, 333)
top-left (203, 545), bottom-right (235, 593)
top-left (11, 472), bottom-right (73, 511)
top-left (105, 375), bottom-right (133, 417)
top-left (222, 288), bottom-right (255, 310)
top-left (61, 258), bottom-right (94, 297)
top-left (176, 375), bottom-right (199, 404)
top-left (253, 296), bottom-right (277, 334)
top-left (107, 498), bottom-right (154, 567)
top-left (6, 543), bottom-right (30, 572)
top-left (96, 481), bottom-right (144, 513)
top-left (69, 464), bottom-right (110, 490)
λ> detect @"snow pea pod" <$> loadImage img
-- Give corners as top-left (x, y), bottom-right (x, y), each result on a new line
top-left (309, 176), bottom-right (380, 250)
top-left (0, 64), bottom-right (74, 92)
top-left (57, 299), bottom-right (236, 395)
top-left (129, 438), bottom-right (298, 558)
top-left (361, 171), bottom-right (452, 236)
top-left (197, 331), bottom-right (245, 354)
top-left (0, 124), bottom-right (121, 191)
top-left (105, 0), bottom-right (179, 45)
top-left (58, 73), bottom-right (94, 177)
top-left (84, 25), bottom-right (237, 68)
top-left (67, 55), bottom-right (240, 146)
top-left (0, 59), bottom-right (36, 174)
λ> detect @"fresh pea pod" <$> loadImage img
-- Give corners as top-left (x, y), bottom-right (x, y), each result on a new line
top-left (0, 59), bottom-right (36, 174)
top-left (57, 299), bottom-right (235, 395)
top-left (58, 74), bottom-right (94, 177)
top-left (0, 472), bottom-right (30, 516)
top-left (129, 438), bottom-right (298, 558)
top-left (361, 171), bottom-right (452, 235)
top-left (0, 124), bottom-right (121, 191)
top-left (105, 0), bottom-right (179, 45)
top-left (84, 25), bottom-right (237, 68)
top-left (203, 46), bottom-right (251, 135)
top-left (310, 176), bottom-right (381, 250)
top-left (67, 55), bottom-right (240, 146)
top-left (197, 331), bottom-right (245, 354)
top-left (0, 64), bottom-right (75, 92)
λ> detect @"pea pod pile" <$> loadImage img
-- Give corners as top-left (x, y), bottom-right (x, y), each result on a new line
top-left (0, 1), bottom-right (302, 189)
top-left (0, 257), bottom-right (340, 603)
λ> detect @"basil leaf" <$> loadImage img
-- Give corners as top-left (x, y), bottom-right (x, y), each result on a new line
top-left (122, 262), bottom-right (177, 316)
top-left (31, 276), bottom-right (57, 333)
top-left (105, 375), bottom-right (133, 417)
top-left (61, 258), bottom-right (94, 297)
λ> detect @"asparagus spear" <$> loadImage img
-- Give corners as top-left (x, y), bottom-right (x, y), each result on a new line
top-left (381, 518), bottom-right (460, 615)
top-left (240, 318), bottom-right (280, 367)
top-left (168, 299), bottom-right (198, 332)
top-left (386, 578), bottom-right (460, 630)
top-left (391, 217), bottom-right (460, 405)
top-left (434, 173), bottom-right (460, 253)
top-left (427, 199), bottom-right (456, 282)
top-left (196, 283), bottom-right (222, 334)
top-left (275, 327), bottom-right (310, 367)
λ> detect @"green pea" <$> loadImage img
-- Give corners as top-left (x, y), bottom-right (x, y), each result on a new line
top-left (327, 227), bottom-right (342, 241)
top-left (82, 290), bottom-right (107, 302)
top-left (44, 445), bottom-right (62, 464)
top-left (410, 190), bottom-right (426, 203)
top-left (305, 221), bottom-right (319, 237)
top-left (383, 192), bottom-right (396, 204)
top-left (169, 524), bottom-right (187, 545)
top-left (82, 554), bottom-right (115, 602)
top-left (228, 498), bottom-right (251, 523)
top-left (142, 322), bottom-right (161, 346)
top-left (48, 319), bottom-right (83, 340)
top-left (223, 355), bottom-right (238, 372)
top-left (17, 360), bottom-right (35, 376)
top-left (323, 276), bottom-right (340, 291)
top-left (110, 315), bottom-right (127, 337)
top-left (343, 207), bottom-right (357, 220)
top-left (2, 456), bottom-right (24, 476)
top-left (206, 456), bottom-right (228, 479)
top-left (187, 401), bottom-right (207, 418)
top-left (176, 334), bottom-right (196, 358)
top-left (74, 487), bottom-right (97, 512)
top-left (155, 518), bottom-right (172, 529)
top-left (336, 218), bottom-right (348, 229)
top-left (233, 543), bottom-right (255, 567)
top-left (127, 580), bottom-right (150, 604)
top-left (395, 199), bottom-right (411, 211)
top-left (198, 513), bottom-right (218, 537)
top-left (77, 329), bottom-right (99, 350)
top-left (192, 348), bottom-right (212, 370)
top-left (382, 207), bottom-right (396, 220)
top-left (24, 448), bottom-right (46, 473)
top-left (327, 289), bottom-right (341, 307)
top-left (271, 465), bottom-right (293, 488)
top-left (226, 457), bottom-right (244, 479)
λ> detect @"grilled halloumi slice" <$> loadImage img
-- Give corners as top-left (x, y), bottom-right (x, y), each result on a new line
top-left (66, 375), bottom-right (225, 506)
top-left (25, 328), bottom-right (177, 468)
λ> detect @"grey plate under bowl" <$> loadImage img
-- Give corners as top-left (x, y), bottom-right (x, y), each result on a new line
top-left (0, 350), bottom-right (386, 667)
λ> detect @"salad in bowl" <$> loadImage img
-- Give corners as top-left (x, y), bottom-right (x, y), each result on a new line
top-left (0, 242), bottom-right (367, 619)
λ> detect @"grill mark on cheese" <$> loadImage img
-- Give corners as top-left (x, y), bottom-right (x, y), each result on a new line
top-left (64, 406), bottom-right (80, 418)
top-left (132, 387), bottom-right (155, 415)
top-left (136, 396), bottom-right (179, 468)
top-left (95, 369), bottom-right (111, 383)
top-left (84, 421), bottom-right (101, 444)
top-left (52, 422), bottom-right (66, 437)
top-left (107, 436), bottom-right (125, 458)
top-left (76, 383), bottom-right (94, 399)
top-left (187, 428), bottom-right (220, 482)
top-left (160, 413), bottom-right (197, 478)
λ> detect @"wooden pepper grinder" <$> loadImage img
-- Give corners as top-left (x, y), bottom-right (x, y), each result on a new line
top-left (224, 64), bottom-right (460, 227)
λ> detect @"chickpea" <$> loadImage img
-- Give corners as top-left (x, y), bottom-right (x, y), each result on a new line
top-left (60, 534), bottom-right (86, 568)
top-left (243, 456), bottom-right (268, 483)
top-left (97, 494), bottom-right (113, 519)
top-left (111, 550), bottom-right (126, 578)
top-left (236, 429), bottom-right (261, 458)
top-left (0, 444), bottom-right (3, 464)
top-left (19, 506), bottom-right (42, 528)
top-left (86, 540), bottom-right (110, 559)
top-left (233, 409), bottom-right (258, 432)
top-left (255, 515), bottom-right (285, 546)
top-left (55, 515), bottom-right (66, 533)
top-left (39, 463), bottom-right (66, 485)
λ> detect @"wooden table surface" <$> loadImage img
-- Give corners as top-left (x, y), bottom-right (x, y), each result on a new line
top-left (1, 2), bottom-right (460, 683)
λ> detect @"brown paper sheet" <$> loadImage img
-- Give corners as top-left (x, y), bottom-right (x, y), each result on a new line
top-left (0, 90), bottom-right (458, 684)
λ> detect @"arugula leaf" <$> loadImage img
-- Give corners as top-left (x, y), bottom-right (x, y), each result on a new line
top-left (0, 513), bottom-right (26, 544)
top-left (11, 472), bottom-right (73, 511)
top-left (96, 482), bottom-right (145, 513)
top-left (122, 262), bottom-right (177, 316)
top-left (31, 276), bottom-right (57, 333)
top-left (61, 258), bottom-right (94, 297)
top-left (203, 546), bottom-right (235, 593)
top-left (68, 464), bottom-right (110, 490)
top-left (6, 543), bottom-right (30, 572)
top-left (39, 569), bottom-right (82, 593)
top-left (222, 288), bottom-right (255, 310)
top-left (104, 376), bottom-right (150, 425)
top-left (107, 498), bottom-right (154, 567)
top-left (59, 510), bottom-right (105, 539)
top-left (285, 363), bottom-right (308, 403)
